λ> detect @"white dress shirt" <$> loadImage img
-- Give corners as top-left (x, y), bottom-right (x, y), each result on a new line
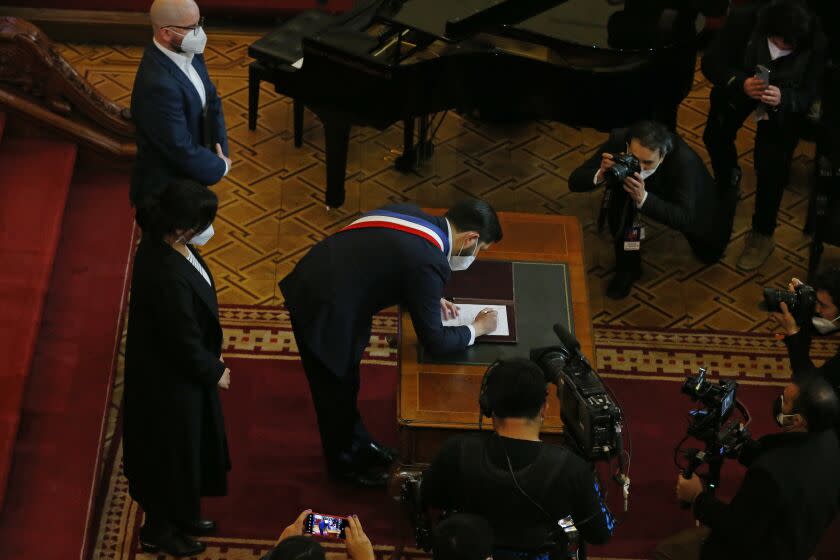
top-left (153, 39), bottom-right (229, 176)
top-left (154, 38), bottom-right (206, 107)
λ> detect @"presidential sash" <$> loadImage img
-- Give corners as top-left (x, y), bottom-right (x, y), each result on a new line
top-left (339, 210), bottom-right (449, 254)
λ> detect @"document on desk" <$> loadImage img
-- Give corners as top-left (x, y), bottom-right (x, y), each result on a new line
top-left (442, 304), bottom-right (510, 337)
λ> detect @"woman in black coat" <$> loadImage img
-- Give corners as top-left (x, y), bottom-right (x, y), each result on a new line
top-left (123, 179), bottom-right (231, 557)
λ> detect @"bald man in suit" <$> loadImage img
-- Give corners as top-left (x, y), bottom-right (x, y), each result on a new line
top-left (131, 0), bottom-right (232, 224)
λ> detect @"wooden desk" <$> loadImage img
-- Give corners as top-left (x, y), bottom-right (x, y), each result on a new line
top-left (396, 212), bottom-right (593, 467)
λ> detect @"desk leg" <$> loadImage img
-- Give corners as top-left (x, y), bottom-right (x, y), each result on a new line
top-left (248, 64), bottom-right (260, 131)
top-left (323, 118), bottom-right (350, 208)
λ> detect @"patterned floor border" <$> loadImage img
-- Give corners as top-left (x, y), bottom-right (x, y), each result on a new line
top-left (90, 305), bottom-right (839, 560)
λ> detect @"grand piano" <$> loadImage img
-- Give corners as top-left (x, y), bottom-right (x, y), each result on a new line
top-left (248, 0), bottom-right (703, 207)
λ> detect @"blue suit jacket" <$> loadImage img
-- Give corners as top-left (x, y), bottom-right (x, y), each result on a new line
top-left (280, 204), bottom-right (472, 377)
top-left (130, 43), bottom-right (229, 206)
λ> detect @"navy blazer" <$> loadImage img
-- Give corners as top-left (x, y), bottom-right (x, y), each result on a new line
top-left (130, 43), bottom-right (229, 206)
top-left (280, 204), bottom-right (472, 377)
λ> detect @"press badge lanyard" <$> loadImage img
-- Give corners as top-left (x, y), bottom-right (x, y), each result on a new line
top-left (339, 210), bottom-right (449, 254)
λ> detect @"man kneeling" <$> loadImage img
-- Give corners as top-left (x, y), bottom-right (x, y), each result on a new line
top-left (569, 121), bottom-right (737, 299)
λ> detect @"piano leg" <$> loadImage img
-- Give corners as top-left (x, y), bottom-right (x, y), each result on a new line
top-left (394, 118), bottom-right (416, 172)
top-left (323, 117), bottom-right (351, 208)
top-left (248, 62), bottom-right (261, 131)
top-left (293, 100), bottom-right (304, 148)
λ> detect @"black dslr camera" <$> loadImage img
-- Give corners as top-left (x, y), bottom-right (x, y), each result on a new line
top-left (531, 324), bottom-right (624, 462)
top-left (597, 153), bottom-right (641, 235)
top-left (677, 368), bottom-right (751, 495)
top-left (603, 153), bottom-right (641, 184)
top-left (761, 283), bottom-right (817, 326)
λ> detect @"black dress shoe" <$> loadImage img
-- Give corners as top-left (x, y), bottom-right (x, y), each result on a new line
top-left (175, 518), bottom-right (216, 536)
top-left (139, 531), bottom-right (206, 557)
top-left (329, 466), bottom-right (390, 488)
top-left (354, 440), bottom-right (398, 468)
top-left (606, 268), bottom-right (641, 300)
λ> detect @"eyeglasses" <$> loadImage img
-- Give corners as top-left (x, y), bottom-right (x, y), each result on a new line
top-left (163, 17), bottom-right (205, 36)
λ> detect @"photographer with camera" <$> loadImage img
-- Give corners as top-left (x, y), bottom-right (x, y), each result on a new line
top-left (569, 121), bottom-right (736, 299)
top-left (701, 0), bottom-right (826, 271)
top-left (654, 376), bottom-right (840, 560)
top-left (771, 267), bottom-right (840, 389)
top-left (421, 358), bottom-right (614, 558)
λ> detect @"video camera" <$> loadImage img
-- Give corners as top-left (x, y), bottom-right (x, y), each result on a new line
top-left (531, 324), bottom-right (624, 463)
top-left (677, 368), bottom-right (751, 494)
top-left (760, 283), bottom-right (817, 327)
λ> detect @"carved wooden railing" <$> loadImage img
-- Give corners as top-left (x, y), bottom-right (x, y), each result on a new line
top-left (0, 17), bottom-right (135, 157)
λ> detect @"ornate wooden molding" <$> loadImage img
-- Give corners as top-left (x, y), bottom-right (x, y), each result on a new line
top-left (0, 17), bottom-right (135, 157)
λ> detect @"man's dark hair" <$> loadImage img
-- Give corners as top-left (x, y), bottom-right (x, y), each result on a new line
top-left (143, 178), bottom-right (218, 241)
top-left (791, 375), bottom-right (840, 432)
top-left (261, 536), bottom-right (325, 560)
top-left (485, 358), bottom-right (547, 419)
top-left (758, 0), bottom-right (814, 50)
top-left (814, 266), bottom-right (840, 310)
top-left (432, 513), bottom-right (493, 560)
top-left (626, 121), bottom-right (674, 157)
top-left (445, 199), bottom-right (503, 244)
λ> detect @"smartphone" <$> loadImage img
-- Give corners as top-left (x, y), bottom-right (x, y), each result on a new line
top-left (303, 512), bottom-right (348, 540)
top-left (755, 64), bottom-right (770, 85)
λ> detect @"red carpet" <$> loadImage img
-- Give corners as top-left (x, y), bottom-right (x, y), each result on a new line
top-left (0, 164), bottom-right (135, 559)
top-left (202, 355), bottom-right (404, 544)
top-left (0, 136), bottom-right (77, 509)
top-left (93, 312), bottom-right (840, 559)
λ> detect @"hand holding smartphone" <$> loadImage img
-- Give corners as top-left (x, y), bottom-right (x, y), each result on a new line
top-left (754, 64), bottom-right (771, 86)
top-left (304, 512), bottom-right (349, 540)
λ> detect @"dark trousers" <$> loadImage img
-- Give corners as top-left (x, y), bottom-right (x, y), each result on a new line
top-left (290, 319), bottom-right (371, 471)
top-left (703, 86), bottom-right (801, 236)
top-left (610, 194), bottom-right (735, 274)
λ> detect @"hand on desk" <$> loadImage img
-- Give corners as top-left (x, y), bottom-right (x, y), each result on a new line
top-left (440, 298), bottom-right (460, 320)
top-left (472, 308), bottom-right (498, 337)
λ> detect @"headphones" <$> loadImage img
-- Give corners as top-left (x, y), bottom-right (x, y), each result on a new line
top-left (478, 360), bottom-right (503, 420)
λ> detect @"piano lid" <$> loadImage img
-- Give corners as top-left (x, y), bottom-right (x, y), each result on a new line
top-left (506, 0), bottom-right (704, 53)
top-left (379, 0), bottom-right (564, 41)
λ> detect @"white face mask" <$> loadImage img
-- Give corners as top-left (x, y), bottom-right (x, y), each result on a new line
top-left (176, 26), bottom-right (207, 55)
top-left (812, 313), bottom-right (840, 335)
top-left (189, 224), bottom-right (214, 246)
top-left (767, 37), bottom-right (793, 61)
top-left (449, 238), bottom-right (479, 271)
top-left (639, 162), bottom-right (661, 180)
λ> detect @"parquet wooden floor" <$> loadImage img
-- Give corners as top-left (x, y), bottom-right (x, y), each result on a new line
top-left (57, 30), bottom-right (840, 332)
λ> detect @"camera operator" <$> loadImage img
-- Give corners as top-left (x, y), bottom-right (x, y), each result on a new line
top-left (701, 0), bottom-right (826, 271)
top-left (569, 120), bottom-right (736, 299)
top-left (421, 358), bottom-right (614, 556)
top-left (653, 376), bottom-right (840, 560)
top-left (772, 267), bottom-right (840, 389)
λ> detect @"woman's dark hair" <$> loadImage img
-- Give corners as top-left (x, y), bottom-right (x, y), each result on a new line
top-left (143, 178), bottom-right (218, 241)
top-left (484, 358), bottom-right (547, 419)
top-left (261, 536), bottom-right (325, 560)
top-left (791, 375), bottom-right (840, 433)
top-left (445, 199), bottom-right (503, 244)
top-left (814, 266), bottom-right (840, 310)
top-left (758, 0), bottom-right (814, 50)
top-left (627, 120), bottom-right (674, 157)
